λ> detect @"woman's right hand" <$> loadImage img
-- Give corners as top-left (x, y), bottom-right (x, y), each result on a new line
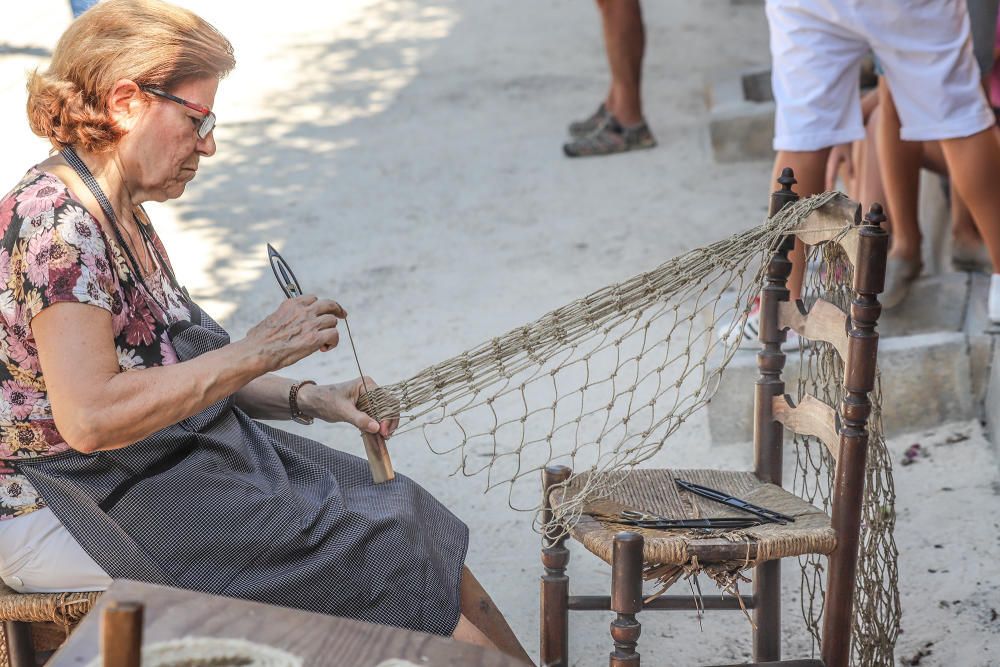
top-left (243, 295), bottom-right (347, 372)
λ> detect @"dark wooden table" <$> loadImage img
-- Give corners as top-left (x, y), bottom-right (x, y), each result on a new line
top-left (48, 580), bottom-right (529, 666)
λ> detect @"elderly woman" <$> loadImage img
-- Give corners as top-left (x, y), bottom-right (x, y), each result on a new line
top-left (0, 0), bottom-right (530, 661)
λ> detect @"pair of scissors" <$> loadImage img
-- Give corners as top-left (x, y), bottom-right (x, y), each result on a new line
top-left (674, 479), bottom-right (796, 525)
top-left (268, 244), bottom-right (304, 298)
top-left (617, 510), bottom-right (761, 530)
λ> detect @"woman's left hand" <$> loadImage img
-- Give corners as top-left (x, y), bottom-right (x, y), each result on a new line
top-left (299, 377), bottom-right (397, 438)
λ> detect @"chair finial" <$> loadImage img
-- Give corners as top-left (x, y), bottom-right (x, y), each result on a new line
top-left (864, 203), bottom-right (886, 227)
top-left (777, 167), bottom-right (797, 192)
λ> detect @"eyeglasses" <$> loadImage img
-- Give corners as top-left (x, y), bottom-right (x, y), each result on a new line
top-left (142, 86), bottom-right (216, 139)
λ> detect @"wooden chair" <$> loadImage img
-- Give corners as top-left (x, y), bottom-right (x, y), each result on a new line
top-left (0, 583), bottom-right (100, 667)
top-left (539, 170), bottom-right (888, 667)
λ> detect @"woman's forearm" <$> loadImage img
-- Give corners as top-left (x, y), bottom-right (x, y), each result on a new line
top-left (58, 339), bottom-right (266, 452)
top-left (235, 373), bottom-right (305, 420)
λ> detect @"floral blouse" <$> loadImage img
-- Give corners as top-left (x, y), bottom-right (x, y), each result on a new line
top-left (0, 168), bottom-right (191, 520)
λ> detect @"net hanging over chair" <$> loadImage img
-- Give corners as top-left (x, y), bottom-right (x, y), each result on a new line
top-left (358, 191), bottom-right (900, 666)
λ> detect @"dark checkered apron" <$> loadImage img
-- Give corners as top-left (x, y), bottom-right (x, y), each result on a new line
top-left (14, 303), bottom-right (469, 636)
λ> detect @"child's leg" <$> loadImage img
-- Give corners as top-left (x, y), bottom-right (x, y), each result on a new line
top-left (917, 103), bottom-right (994, 269)
top-left (858, 103), bottom-right (889, 217)
top-left (772, 150), bottom-right (831, 301)
top-left (940, 127), bottom-right (1000, 271)
top-left (875, 79), bottom-right (923, 262)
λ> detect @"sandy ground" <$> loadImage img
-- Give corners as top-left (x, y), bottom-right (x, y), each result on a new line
top-left (3, 1), bottom-right (1000, 664)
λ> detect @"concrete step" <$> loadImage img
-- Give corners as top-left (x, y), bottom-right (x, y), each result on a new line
top-left (705, 68), bottom-right (774, 163)
top-left (707, 331), bottom-right (974, 444)
top-left (706, 272), bottom-right (984, 444)
top-left (879, 272), bottom-right (968, 337)
top-left (967, 273), bottom-right (1000, 460)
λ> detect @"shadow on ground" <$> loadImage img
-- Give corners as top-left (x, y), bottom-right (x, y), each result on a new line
top-left (0, 43), bottom-right (52, 57)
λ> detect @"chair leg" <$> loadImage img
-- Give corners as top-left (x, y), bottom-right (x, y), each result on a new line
top-left (101, 601), bottom-right (144, 667)
top-left (4, 621), bottom-right (35, 667)
top-left (752, 560), bottom-right (781, 662)
top-left (821, 439), bottom-right (868, 667)
top-left (540, 465), bottom-right (572, 667)
top-left (609, 532), bottom-right (643, 667)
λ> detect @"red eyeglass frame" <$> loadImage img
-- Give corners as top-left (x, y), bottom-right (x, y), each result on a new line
top-left (142, 86), bottom-right (216, 139)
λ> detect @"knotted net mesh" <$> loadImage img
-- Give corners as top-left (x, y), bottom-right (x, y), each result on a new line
top-left (359, 191), bottom-right (899, 663)
top-left (792, 241), bottom-right (901, 665)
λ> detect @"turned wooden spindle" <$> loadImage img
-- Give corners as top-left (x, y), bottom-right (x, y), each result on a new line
top-left (540, 464), bottom-right (572, 667)
top-left (752, 167), bottom-right (799, 662)
top-left (101, 601), bottom-right (143, 667)
top-left (609, 531), bottom-right (643, 667)
top-left (822, 203), bottom-right (888, 667)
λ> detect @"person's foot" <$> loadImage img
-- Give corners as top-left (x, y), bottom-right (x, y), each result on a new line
top-left (881, 256), bottom-right (923, 309)
top-left (721, 296), bottom-right (801, 351)
top-left (568, 102), bottom-right (609, 139)
top-left (952, 239), bottom-right (992, 274)
top-left (989, 274), bottom-right (1000, 323)
top-left (562, 115), bottom-right (656, 158)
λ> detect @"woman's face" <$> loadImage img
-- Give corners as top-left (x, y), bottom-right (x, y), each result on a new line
top-left (119, 77), bottom-right (219, 203)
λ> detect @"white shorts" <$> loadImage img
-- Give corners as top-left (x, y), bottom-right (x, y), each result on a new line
top-left (0, 508), bottom-right (110, 593)
top-left (767, 0), bottom-right (996, 150)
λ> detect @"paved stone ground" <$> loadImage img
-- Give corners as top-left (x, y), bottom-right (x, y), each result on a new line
top-left (2, 1), bottom-right (999, 664)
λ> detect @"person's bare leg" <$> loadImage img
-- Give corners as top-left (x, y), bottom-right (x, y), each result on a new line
top-left (940, 127), bottom-right (1000, 272)
top-left (597, 0), bottom-right (644, 125)
top-left (920, 136), bottom-right (947, 175)
top-left (595, 0), bottom-right (615, 112)
top-left (920, 136), bottom-right (991, 269)
top-left (857, 104), bottom-right (889, 219)
top-left (949, 77), bottom-right (1000, 254)
top-left (453, 614), bottom-right (498, 649)
top-left (924, 128), bottom-right (1000, 250)
top-left (875, 79), bottom-right (923, 263)
top-left (847, 139), bottom-right (863, 196)
top-left (457, 565), bottom-right (533, 664)
top-left (772, 150), bottom-right (830, 300)
top-left (950, 184), bottom-right (983, 249)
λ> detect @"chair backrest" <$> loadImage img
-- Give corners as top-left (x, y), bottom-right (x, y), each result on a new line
top-left (753, 169), bottom-right (888, 488)
top-left (752, 168), bottom-right (888, 666)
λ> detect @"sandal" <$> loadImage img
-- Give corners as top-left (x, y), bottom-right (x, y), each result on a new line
top-left (881, 256), bottom-right (923, 309)
top-left (563, 115), bottom-right (657, 158)
top-left (952, 241), bottom-right (992, 274)
top-left (568, 103), bottom-right (609, 138)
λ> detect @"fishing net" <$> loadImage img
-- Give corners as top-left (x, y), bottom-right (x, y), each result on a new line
top-left (792, 241), bottom-right (901, 665)
top-left (358, 191), bottom-right (899, 663)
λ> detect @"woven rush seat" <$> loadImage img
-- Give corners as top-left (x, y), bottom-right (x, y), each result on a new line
top-left (553, 469), bottom-right (835, 566)
top-left (0, 583), bottom-right (100, 667)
